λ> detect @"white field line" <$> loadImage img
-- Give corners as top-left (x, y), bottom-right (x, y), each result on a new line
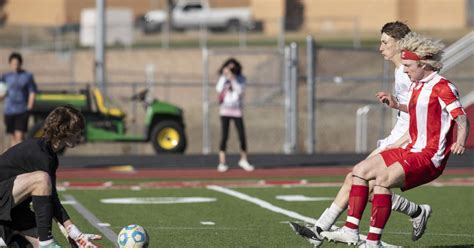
top-left (63, 195), bottom-right (118, 246)
top-left (207, 185), bottom-right (396, 247)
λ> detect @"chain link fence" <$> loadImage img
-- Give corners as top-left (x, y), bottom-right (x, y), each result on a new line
top-left (0, 23), bottom-right (472, 155)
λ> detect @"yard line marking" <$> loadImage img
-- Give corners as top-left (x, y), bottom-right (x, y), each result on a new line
top-left (207, 185), bottom-right (316, 223)
top-left (63, 195), bottom-right (117, 245)
top-left (207, 185), bottom-right (395, 247)
top-left (100, 197), bottom-right (217, 204)
top-left (60, 200), bottom-right (76, 205)
top-left (276, 195), bottom-right (334, 202)
top-left (200, 221), bottom-right (216, 225)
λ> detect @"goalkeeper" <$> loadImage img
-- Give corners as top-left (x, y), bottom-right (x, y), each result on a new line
top-left (0, 106), bottom-right (102, 248)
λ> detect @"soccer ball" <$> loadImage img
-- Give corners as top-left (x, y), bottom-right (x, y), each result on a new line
top-left (117, 224), bottom-right (149, 248)
top-left (0, 82), bottom-right (7, 98)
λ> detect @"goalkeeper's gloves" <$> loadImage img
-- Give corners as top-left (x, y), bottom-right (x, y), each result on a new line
top-left (66, 224), bottom-right (102, 248)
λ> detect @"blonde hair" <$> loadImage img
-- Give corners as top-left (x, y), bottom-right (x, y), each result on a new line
top-left (398, 32), bottom-right (445, 70)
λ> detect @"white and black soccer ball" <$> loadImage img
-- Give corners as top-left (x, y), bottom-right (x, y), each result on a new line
top-left (117, 224), bottom-right (149, 248)
top-left (0, 82), bottom-right (7, 98)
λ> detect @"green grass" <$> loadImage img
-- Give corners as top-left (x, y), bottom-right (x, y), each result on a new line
top-left (54, 179), bottom-right (474, 247)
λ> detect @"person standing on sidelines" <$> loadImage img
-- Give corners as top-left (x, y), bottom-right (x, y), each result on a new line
top-left (321, 32), bottom-right (469, 248)
top-left (290, 22), bottom-right (431, 246)
top-left (0, 106), bottom-right (102, 248)
top-left (0, 52), bottom-right (37, 147)
top-left (216, 58), bottom-right (254, 172)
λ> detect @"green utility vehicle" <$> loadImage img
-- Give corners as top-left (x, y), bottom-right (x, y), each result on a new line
top-left (28, 86), bottom-right (187, 154)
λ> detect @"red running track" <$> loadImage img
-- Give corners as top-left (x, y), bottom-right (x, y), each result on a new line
top-left (57, 166), bottom-right (474, 180)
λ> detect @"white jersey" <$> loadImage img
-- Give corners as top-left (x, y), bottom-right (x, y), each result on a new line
top-left (377, 65), bottom-right (411, 149)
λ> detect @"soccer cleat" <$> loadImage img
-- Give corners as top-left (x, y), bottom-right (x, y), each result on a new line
top-left (288, 222), bottom-right (324, 247)
top-left (358, 240), bottom-right (382, 248)
top-left (217, 163), bottom-right (229, 172)
top-left (238, 160), bottom-right (254, 171)
top-left (410, 204), bottom-right (432, 241)
top-left (321, 227), bottom-right (359, 245)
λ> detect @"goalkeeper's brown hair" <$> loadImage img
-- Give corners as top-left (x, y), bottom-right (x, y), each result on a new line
top-left (43, 105), bottom-right (85, 143)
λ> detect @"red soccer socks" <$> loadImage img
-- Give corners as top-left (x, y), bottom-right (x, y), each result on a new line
top-left (367, 194), bottom-right (392, 242)
top-left (345, 185), bottom-right (369, 230)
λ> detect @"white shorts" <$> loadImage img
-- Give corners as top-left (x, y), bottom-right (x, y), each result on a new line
top-left (377, 114), bottom-right (409, 150)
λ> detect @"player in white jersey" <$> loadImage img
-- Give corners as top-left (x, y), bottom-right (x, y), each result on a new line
top-left (290, 21), bottom-right (431, 247)
top-left (373, 65), bottom-right (411, 152)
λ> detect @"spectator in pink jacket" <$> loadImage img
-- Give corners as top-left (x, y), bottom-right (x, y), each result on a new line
top-left (215, 58), bottom-right (254, 172)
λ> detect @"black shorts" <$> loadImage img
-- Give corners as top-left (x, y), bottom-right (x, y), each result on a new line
top-left (0, 178), bottom-right (36, 245)
top-left (4, 112), bottom-right (30, 134)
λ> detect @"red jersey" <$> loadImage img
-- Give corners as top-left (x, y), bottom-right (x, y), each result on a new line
top-left (405, 72), bottom-right (466, 168)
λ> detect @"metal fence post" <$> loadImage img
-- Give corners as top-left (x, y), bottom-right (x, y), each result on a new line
top-left (289, 42), bottom-right (299, 154)
top-left (356, 105), bottom-right (370, 153)
top-left (202, 47), bottom-right (210, 154)
top-left (95, 0), bottom-right (107, 97)
top-left (278, 17), bottom-right (286, 53)
top-left (200, 22), bottom-right (208, 49)
top-left (145, 64), bottom-right (155, 104)
top-left (306, 35), bottom-right (316, 154)
top-left (283, 46), bottom-right (291, 154)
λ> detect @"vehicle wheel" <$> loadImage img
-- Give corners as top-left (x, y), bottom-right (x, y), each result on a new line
top-left (143, 23), bottom-right (162, 34)
top-left (227, 19), bottom-right (241, 32)
top-left (28, 121), bottom-right (66, 155)
top-left (151, 120), bottom-right (186, 153)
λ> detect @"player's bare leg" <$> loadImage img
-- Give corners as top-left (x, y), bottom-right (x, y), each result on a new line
top-left (12, 171), bottom-right (59, 247)
top-left (322, 156), bottom-right (405, 246)
top-left (12, 171), bottom-right (52, 204)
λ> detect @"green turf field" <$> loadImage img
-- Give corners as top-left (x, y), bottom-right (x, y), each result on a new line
top-left (56, 178), bottom-right (474, 247)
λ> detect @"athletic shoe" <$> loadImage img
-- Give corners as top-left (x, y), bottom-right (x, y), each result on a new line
top-left (358, 240), bottom-right (382, 248)
top-left (217, 163), bottom-right (229, 172)
top-left (288, 222), bottom-right (324, 247)
top-left (40, 241), bottom-right (62, 248)
top-left (321, 227), bottom-right (359, 245)
top-left (411, 204), bottom-right (432, 241)
top-left (238, 160), bottom-right (254, 171)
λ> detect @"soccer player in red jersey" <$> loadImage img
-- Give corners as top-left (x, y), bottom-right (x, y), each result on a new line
top-left (321, 32), bottom-right (470, 247)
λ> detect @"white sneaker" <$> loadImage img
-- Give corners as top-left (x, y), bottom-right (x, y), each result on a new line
top-left (238, 160), bottom-right (254, 171)
top-left (410, 204), bottom-right (432, 241)
top-left (321, 227), bottom-right (359, 245)
top-left (217, 163), bottom-right (229, 172)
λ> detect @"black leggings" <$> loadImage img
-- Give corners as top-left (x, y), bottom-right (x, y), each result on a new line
top-left (219, 116), bottom-right (247, 152)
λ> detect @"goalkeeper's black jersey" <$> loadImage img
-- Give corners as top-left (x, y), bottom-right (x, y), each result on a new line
top-left (0, 138), bottom-right (70, 223)
top-left (0, 138), bottom-right (58, 182)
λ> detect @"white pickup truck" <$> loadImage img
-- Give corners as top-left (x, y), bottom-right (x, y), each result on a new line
top-left (140, 0), bottom-right (258, 33)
